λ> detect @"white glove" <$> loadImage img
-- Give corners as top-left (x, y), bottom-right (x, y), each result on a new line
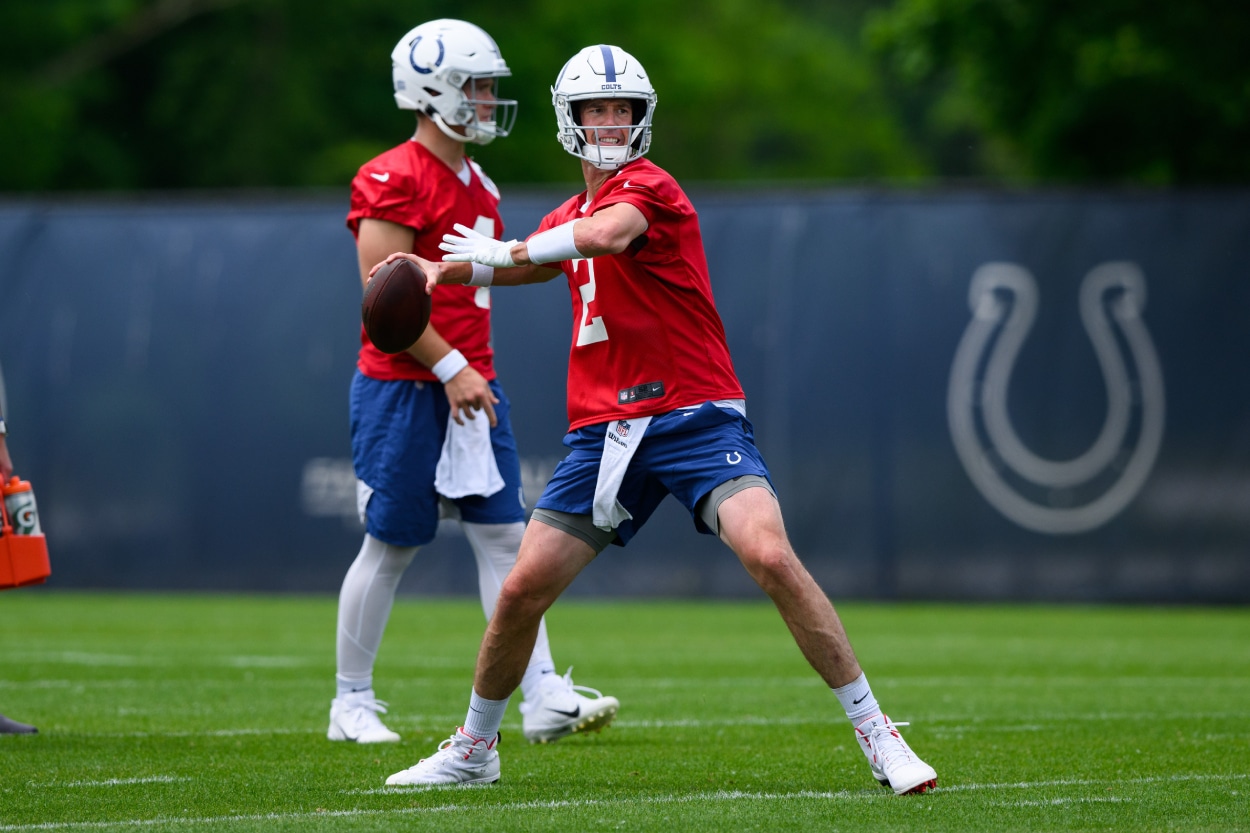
top-left (440, 223), bottom-right (520, 268)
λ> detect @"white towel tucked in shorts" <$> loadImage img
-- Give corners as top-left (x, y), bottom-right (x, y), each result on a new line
top-left (592, 416), bottom-right (652, 530)
top-left (434, 413), bottom-right (505, 499)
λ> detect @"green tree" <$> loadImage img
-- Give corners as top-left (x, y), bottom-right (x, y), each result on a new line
top-left (0, 0), bottom-right (924, 191)
top-left (866, 0), bottom-right (1250, 184)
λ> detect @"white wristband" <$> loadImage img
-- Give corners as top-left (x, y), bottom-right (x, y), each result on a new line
top-left (526, 219), bottom-right (583, 264)
top-left (431, 349), bottom-right (469, 384)
top-left (468, 263), bottom-right (494, 287)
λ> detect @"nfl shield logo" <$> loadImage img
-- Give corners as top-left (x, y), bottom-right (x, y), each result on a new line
top-left (617, 420), bottom-right (630, 437)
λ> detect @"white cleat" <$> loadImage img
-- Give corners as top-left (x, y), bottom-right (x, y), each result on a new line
top-left (327, 692), bottom-right (401, 743)
top-left (385, 728), bottom-right (500, 786)
top-left (854, 713), bottom-right (938, 795)
top-left (520, 667), bottom-right (619, 744)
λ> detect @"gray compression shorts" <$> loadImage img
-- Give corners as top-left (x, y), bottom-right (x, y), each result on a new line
top-left (530, 474), bottom-right (776, 554)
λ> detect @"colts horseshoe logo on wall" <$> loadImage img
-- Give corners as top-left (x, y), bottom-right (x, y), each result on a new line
top-left (947, 262), bottom-right (1166, 534)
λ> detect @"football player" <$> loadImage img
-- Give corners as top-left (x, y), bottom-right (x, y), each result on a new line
top-left (380, 44), bottom-right (937, 796)
top-left (329, 21), bottom-right (618, 746)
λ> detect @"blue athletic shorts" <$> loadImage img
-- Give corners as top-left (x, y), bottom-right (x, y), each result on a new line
top-left (350, 371), bottom-right (527, 547)
top-left (534, 401), bottom-right (773, 546)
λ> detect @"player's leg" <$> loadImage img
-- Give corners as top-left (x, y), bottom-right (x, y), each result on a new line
top-left (462, 520), bottom-right (558, 699)
top-left (713, 485), bottom-right (937, 795)
top-left (458, 381), bottom-right (618, 743)
top-left (455, 383), bottom-right (558, 698)
top-left (330, 534), bottom-right (416, 743)
top-left (385, 520), bottom-right (602, 786)
top-left (473, 518), bottom-right (599, 702)
top-left (331, 372), bottom-right (442, 743)
top-left (505, 511), bottom-right (621, 743)
top-left (715, 486), bottom-right (860, 685)
top-left (654, 405), bottom-right (936, 794)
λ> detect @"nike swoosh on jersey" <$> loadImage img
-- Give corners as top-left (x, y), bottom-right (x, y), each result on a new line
top-left (621, 180), bottom-right (643, 189)
top-left (370, 172), bottom-right (391, 182)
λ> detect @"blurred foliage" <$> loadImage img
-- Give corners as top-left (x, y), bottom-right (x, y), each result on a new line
top-left (1, 0), bottom-right (1244, 191)
top-left (866, 0), bottom-right (1250, 184)
top-left (0, 0), bottom-right (922, 191)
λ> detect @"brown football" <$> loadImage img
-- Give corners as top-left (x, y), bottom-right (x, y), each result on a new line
top-left (361, 258), bottom-right (431, 354)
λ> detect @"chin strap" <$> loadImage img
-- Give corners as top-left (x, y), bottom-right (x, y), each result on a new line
top-left (574, 129), bottom-right (636, 170)
top-left (428, 110), bottom-right (476, 144)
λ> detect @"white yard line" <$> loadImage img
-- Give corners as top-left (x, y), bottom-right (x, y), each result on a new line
top-left (993, 797), bottom-right (1132, 806)
top-left (21, 709), bottom-right (1250, 738)
top-left (937, 773), bottom-right (1247, 792)
top-left (30, 777), bottom-right (191, 789)
top-left (1, 774), bottom-right (1245, 831)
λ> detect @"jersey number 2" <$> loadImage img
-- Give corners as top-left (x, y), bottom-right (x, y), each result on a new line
top-left (573, 258), bottom-right (608, 346)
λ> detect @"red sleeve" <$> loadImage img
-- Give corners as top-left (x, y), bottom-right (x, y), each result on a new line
top-left (592, 164), bottom-right (676, 227)
top-left (346, 151), bottom-right (428, 237)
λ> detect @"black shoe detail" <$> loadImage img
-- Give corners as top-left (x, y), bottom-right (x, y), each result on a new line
top-left (0, 714), bottom-right (37, 734)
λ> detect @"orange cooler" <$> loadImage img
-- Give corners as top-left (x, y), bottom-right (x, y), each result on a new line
top-left (0, 476), bottom-right (50, 589)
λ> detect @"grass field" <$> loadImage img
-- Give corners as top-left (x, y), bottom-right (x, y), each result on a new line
top-left (0, 592), bottom-right (1247, 831)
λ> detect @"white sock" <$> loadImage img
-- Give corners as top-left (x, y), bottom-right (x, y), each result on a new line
top-left (463, 521), bottom-right (557, 703)
top-left (833, 673), bottom-right (881, 726)
top-left (464, 688), bottom-right (510, 740)
top-left (335, 676), bottom-right (373, 700)
top-left (335, 534), bottom-right (418, 698)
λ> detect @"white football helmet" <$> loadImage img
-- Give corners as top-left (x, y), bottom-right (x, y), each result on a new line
top-left (391, 19), bottom-right (517, 145)
top-left (552, 45), bottom-right (657, 170)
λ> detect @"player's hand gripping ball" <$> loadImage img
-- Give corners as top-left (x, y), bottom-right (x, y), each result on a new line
top-left (361, 258), bottom-right (431, 354)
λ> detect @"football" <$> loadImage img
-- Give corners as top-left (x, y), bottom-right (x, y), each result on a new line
top-left (361, 258), bottom-right (431, 354)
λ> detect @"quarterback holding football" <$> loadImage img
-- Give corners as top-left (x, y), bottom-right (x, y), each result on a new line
top-left (379, 44), bottom-right (938, 796)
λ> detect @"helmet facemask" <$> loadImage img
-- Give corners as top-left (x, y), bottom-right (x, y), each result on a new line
top-left (564, 99), bottom-right (651, 170)
top-left (424, 72), bottom-right (517, 145)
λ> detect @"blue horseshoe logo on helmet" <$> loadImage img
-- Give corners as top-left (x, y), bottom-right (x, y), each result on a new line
top-left (409, 36), bottom-right (445, 75)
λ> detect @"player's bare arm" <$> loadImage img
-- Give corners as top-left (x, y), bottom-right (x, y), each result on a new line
top-left (494, 203), bottom-right (649, 266)
top-left (554, 203), bottom-right (648, 258)
top-left (357, 219), bottom-right (496, 426)
top-left (371, 250), bottom-right (557, 290)
top-left (356, 219), bottom-right (414, 289)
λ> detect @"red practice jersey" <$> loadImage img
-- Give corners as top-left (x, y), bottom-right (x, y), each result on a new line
top-left (347, 140), bottom-right (501, 382)
top-left (533, 158), bottom-right (744, 431)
